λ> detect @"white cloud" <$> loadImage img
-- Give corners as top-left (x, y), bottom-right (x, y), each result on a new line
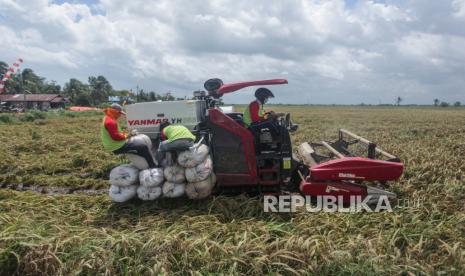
top-left (396, 32), bottom-right (444, 60)
top-left (396, 31), bottom-right (465, 71)
top-left (452, 0), bottom-right (465, 19)
top-left (365, 1), bottom-right (413, 22)
top-left (0, 0), bottom-right (464, 104)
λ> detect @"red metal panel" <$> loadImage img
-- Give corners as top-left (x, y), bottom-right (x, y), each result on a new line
top-left (216, 174), bottom-right (258, 186)
top-left (208, 108), bottom-right (258, 184)
top-left (299, 181), bottom-right (368, 204)
top-left (310, 157), bottom-right (403, 182)
top-left (217, 79), bottom-right (288, 95)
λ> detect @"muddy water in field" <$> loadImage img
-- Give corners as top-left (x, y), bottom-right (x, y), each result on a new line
top-left (1, 183), bottom-right (107, 195)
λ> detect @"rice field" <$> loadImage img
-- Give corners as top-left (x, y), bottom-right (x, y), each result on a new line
top-left (1, 106), bottom-right (464, 275)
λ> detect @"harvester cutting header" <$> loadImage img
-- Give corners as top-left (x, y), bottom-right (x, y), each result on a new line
top-left (120, 78), bottom-right (403, 203)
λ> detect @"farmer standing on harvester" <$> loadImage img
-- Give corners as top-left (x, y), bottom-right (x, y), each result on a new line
top-left (155, 122), bottom-right (196, 164)
top-left (100, 103), bottom-right (156, 168)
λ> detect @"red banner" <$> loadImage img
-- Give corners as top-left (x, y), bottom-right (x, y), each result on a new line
top-left (1, 58), bottom-right (23, 94)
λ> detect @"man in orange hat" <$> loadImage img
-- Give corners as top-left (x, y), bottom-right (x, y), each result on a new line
top-left (101, 103), bottom-right (156, 168)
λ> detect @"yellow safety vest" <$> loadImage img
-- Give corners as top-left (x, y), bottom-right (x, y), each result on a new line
top-left (100, 118), bottom-right (126, 151)
top-left (243, 100), bottom-right (265, 126)
top-left (163, 125), bottom-right (196, 143)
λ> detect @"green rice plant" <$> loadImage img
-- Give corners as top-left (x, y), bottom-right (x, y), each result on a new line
top-left (0, 114), bottom-right (14, 124)
top-left (29, 110), bottom-right (47, 119)
top-left (18, 113), bottom-right (36, 122)
top-left (18, 110), bottom-right (46, 122)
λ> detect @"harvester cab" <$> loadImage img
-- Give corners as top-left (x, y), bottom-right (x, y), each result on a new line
top-left (200, 78), bottom-right (295, 194)
top-left (125, 78), bottom-right (404, 204)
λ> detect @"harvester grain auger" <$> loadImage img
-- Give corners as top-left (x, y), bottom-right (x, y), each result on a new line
top-left (125, 78), bottom-right (404, 203)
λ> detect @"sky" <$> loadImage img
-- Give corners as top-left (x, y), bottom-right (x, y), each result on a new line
top-left (0, 0), bottom-right (464, 104)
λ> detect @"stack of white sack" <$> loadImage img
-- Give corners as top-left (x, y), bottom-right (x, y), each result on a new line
top-left (137, 185), bottom-right (162, 201)
top-left (185, 172), bottom-right (216, 200)
top-left (177, 144), bottom-right (209, 168)
top-left (162, 182), bottom-right (186, 198)
top-left (125, 134), bottom-right (156, 170)
top-left (139, 168), bottom-right (164, 187)
top-left (108, 164), bottom-right (139, 202)
top-left (162, 163), bottom-right (186, 198)
top-left (164, 164), bottom-right (186, 183)
top-left (185, 157), bottom-right (212, 183)
top-left (177, 143), bottom-right (216, 199)
top-left (137, 168), bottom-right (164, 200)
top-left (109, 141), bottom-right (217, 201)
top-left (109, 185), bottom-right (137, 203)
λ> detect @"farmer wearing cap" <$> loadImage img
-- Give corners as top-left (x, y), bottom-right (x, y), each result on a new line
top-left (155, 122), bottom-right (196, 164)
top-left (101, 103), bottom-right (156, 168)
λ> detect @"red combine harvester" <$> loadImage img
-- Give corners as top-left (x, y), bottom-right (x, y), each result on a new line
top-left (126, 78), bottom-right (404, 203)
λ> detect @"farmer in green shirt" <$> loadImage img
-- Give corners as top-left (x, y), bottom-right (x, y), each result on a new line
top-left (155, 122), bottom-right (196, 164)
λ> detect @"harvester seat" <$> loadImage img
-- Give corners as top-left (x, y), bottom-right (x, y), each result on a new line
top-left (248, 120), bottom-right (281, 152)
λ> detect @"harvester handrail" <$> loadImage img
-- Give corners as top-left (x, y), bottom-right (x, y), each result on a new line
top-left (321, 141), bottom-right (345, 159)
top-left (339, 129), bottom-right (396, 160)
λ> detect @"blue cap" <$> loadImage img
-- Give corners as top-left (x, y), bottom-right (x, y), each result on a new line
top-left (110, 103), bottom-right (126, 114)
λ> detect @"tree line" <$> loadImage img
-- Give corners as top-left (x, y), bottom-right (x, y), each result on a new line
top-left (1, 61), bottom-right (462, 107)
top-left (394, 96), bottom-right (460, 107)
top-left (0, 61), bottom-right (180, 106)
top-left (432, 98), bottom-right (461, 107)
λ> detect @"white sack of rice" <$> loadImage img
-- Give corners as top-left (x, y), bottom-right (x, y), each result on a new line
top-left (137, 185), bottom-right (162, 201)
top-left (177, 144), bottom-right (209, 168)
top-left (125, 134), bottom-right (156, 170)
top-left (185, 172), bottom-right (216, 200)
top-left (164, 164), bottom-right (186, 184)
top-left (128, 134), bottom-right (153, 149)
top-left (162, 182), bottom-right (185, 198)
top-left (109, 184), bottom-right (137, 202)
top-left (109, 164), bottom-right (139, 186)
top-left (139, 168), bottom-right (164, 187)
top-left (185, 157), bottom-right (213, 183)
top-left (125, 153), bottom-right (150, 170)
